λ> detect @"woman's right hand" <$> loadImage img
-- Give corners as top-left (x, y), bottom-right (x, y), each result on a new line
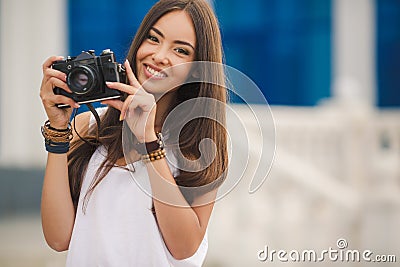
top-left (39, 56), bottom-right (80, 129)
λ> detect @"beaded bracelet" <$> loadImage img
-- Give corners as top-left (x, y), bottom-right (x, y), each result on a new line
top-left (141, 148), bottom-right (166, 163)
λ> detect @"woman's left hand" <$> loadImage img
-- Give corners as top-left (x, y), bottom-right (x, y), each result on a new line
top-left (102, 60), bottom-right (157, 142)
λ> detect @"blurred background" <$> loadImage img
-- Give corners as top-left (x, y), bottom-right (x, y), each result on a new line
top-left (1, 0), bottom-right (399, 266)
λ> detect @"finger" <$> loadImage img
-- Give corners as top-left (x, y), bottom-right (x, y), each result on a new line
top-left (43, 94), bottom-right (79, 109)
top-left (47, 77), bottom-right (73, 94)
top-left (42, 57), bottom-right (66, 85)
top-left (124, 59), bottom-right (141, 87)
top-left (101, 99), bottom-right (123, 111)
top-left (106, 81), bottom-right (138, 95)
top-left (120, 95), bottom-right (135, 121)
top-left (54, 95), bottom-right (80, 108)
top-left (44, 68), bottom-right (67, 83)
top-left (42, 56), bottom-right (64, 72)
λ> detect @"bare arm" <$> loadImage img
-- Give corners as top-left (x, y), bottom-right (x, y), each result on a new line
top-left (40, 107), bottom-right (90, 251)
top-left (146, 159), bottom-right (215, 260)
top-left (41, 152), bottom-right (74, 251)
top-left (39, 53), bottom-right (95, 251)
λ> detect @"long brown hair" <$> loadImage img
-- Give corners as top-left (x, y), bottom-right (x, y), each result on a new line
top-left (68, 0), bottom-right (228, 210)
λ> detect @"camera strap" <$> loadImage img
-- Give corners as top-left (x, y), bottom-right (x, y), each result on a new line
top-left (86, 103), bottom-right (101, 139)
top-left (72, 103), bottom-right (101, 147)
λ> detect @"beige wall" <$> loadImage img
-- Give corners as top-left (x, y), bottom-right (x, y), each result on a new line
top-left (0, 0), bottom-right (66, 167)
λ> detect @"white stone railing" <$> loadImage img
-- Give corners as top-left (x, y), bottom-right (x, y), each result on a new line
top-left (206, 104), bottom-right (400, 267)
top-left (272, 105), bottom-right (400, 196)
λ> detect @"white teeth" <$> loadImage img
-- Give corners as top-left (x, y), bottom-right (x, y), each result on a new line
top-left (146, 66), bottom-right (166, 78)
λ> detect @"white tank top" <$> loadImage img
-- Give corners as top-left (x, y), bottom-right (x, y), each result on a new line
top-left (66, 108), bottom-right (208, 267)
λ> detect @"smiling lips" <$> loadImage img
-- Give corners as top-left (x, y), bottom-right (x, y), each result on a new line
top-left (146, 65), bottom-right (167, 78)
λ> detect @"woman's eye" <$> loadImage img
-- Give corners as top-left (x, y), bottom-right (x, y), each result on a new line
top-left (147, 35), bottom-right (158, 43)
top-left (175, 48), bottom-right (189, 55)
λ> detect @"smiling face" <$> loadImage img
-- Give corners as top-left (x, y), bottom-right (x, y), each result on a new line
top-left (136, 10), bottom-right (196, 95)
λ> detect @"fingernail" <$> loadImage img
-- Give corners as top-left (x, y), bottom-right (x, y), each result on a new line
top-left (106, 81), bottom-right (113, 86)
top-left (74, 103), bottom-right (81, 108)
top-left (119, 114), bottom-right (124, 121)
top-left (125, 59), bottom-right (130, 64)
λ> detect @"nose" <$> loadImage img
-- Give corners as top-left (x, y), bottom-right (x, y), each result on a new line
top-left (152, 47), bottom-right (169, 65)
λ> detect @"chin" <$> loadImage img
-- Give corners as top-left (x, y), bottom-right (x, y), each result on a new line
top-left (143, 80), bottom-right (179, 96)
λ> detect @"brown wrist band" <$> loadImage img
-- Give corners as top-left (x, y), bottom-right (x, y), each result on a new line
top-left (41, 120), bottom-right (73, 143)
top-left (45, 120), bottom-right (71, 132)
top-left (134, 132), bottom-right (164, 155)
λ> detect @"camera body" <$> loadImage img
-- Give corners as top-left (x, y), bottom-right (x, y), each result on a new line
top-left (52, 49), bottom-right (127, 107)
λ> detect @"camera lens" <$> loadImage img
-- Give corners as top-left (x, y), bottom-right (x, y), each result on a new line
top-left (67, 66), bottom-right (97, 95)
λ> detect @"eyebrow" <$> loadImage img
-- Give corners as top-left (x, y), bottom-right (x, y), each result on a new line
top-left (150, 27), bottom-right (195, 51)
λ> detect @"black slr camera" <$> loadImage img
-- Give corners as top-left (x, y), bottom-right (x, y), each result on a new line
top-left (52, 49), bottom-right (127, 107)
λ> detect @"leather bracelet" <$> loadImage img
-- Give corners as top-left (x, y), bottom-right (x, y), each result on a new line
top-left (48, 124), bottom-right (70, 132)
top-left (41, 120), bottom-right (73, 143)
top-left (41, 120), bottom-right (72, 154)
top-left (45, 141), bottom-right (70, 154)
top-left (45, 120), bottom-right (71, 132)
top-left (134, 132), bottom-right (164, 155)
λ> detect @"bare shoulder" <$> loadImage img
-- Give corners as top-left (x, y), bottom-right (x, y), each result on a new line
top-left (71, 111), bottom-right (91, 142)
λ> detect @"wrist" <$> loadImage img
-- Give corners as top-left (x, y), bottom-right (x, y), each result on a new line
top-left (41, 120), bottom-right (73, 154)
top-left (144, 130), bottom-right (157, 143)
top-left (134, 132), bottom-right (164, 155)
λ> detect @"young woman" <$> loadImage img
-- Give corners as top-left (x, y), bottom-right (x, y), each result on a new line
top-left (39, 0), bottom-right (228, 266)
